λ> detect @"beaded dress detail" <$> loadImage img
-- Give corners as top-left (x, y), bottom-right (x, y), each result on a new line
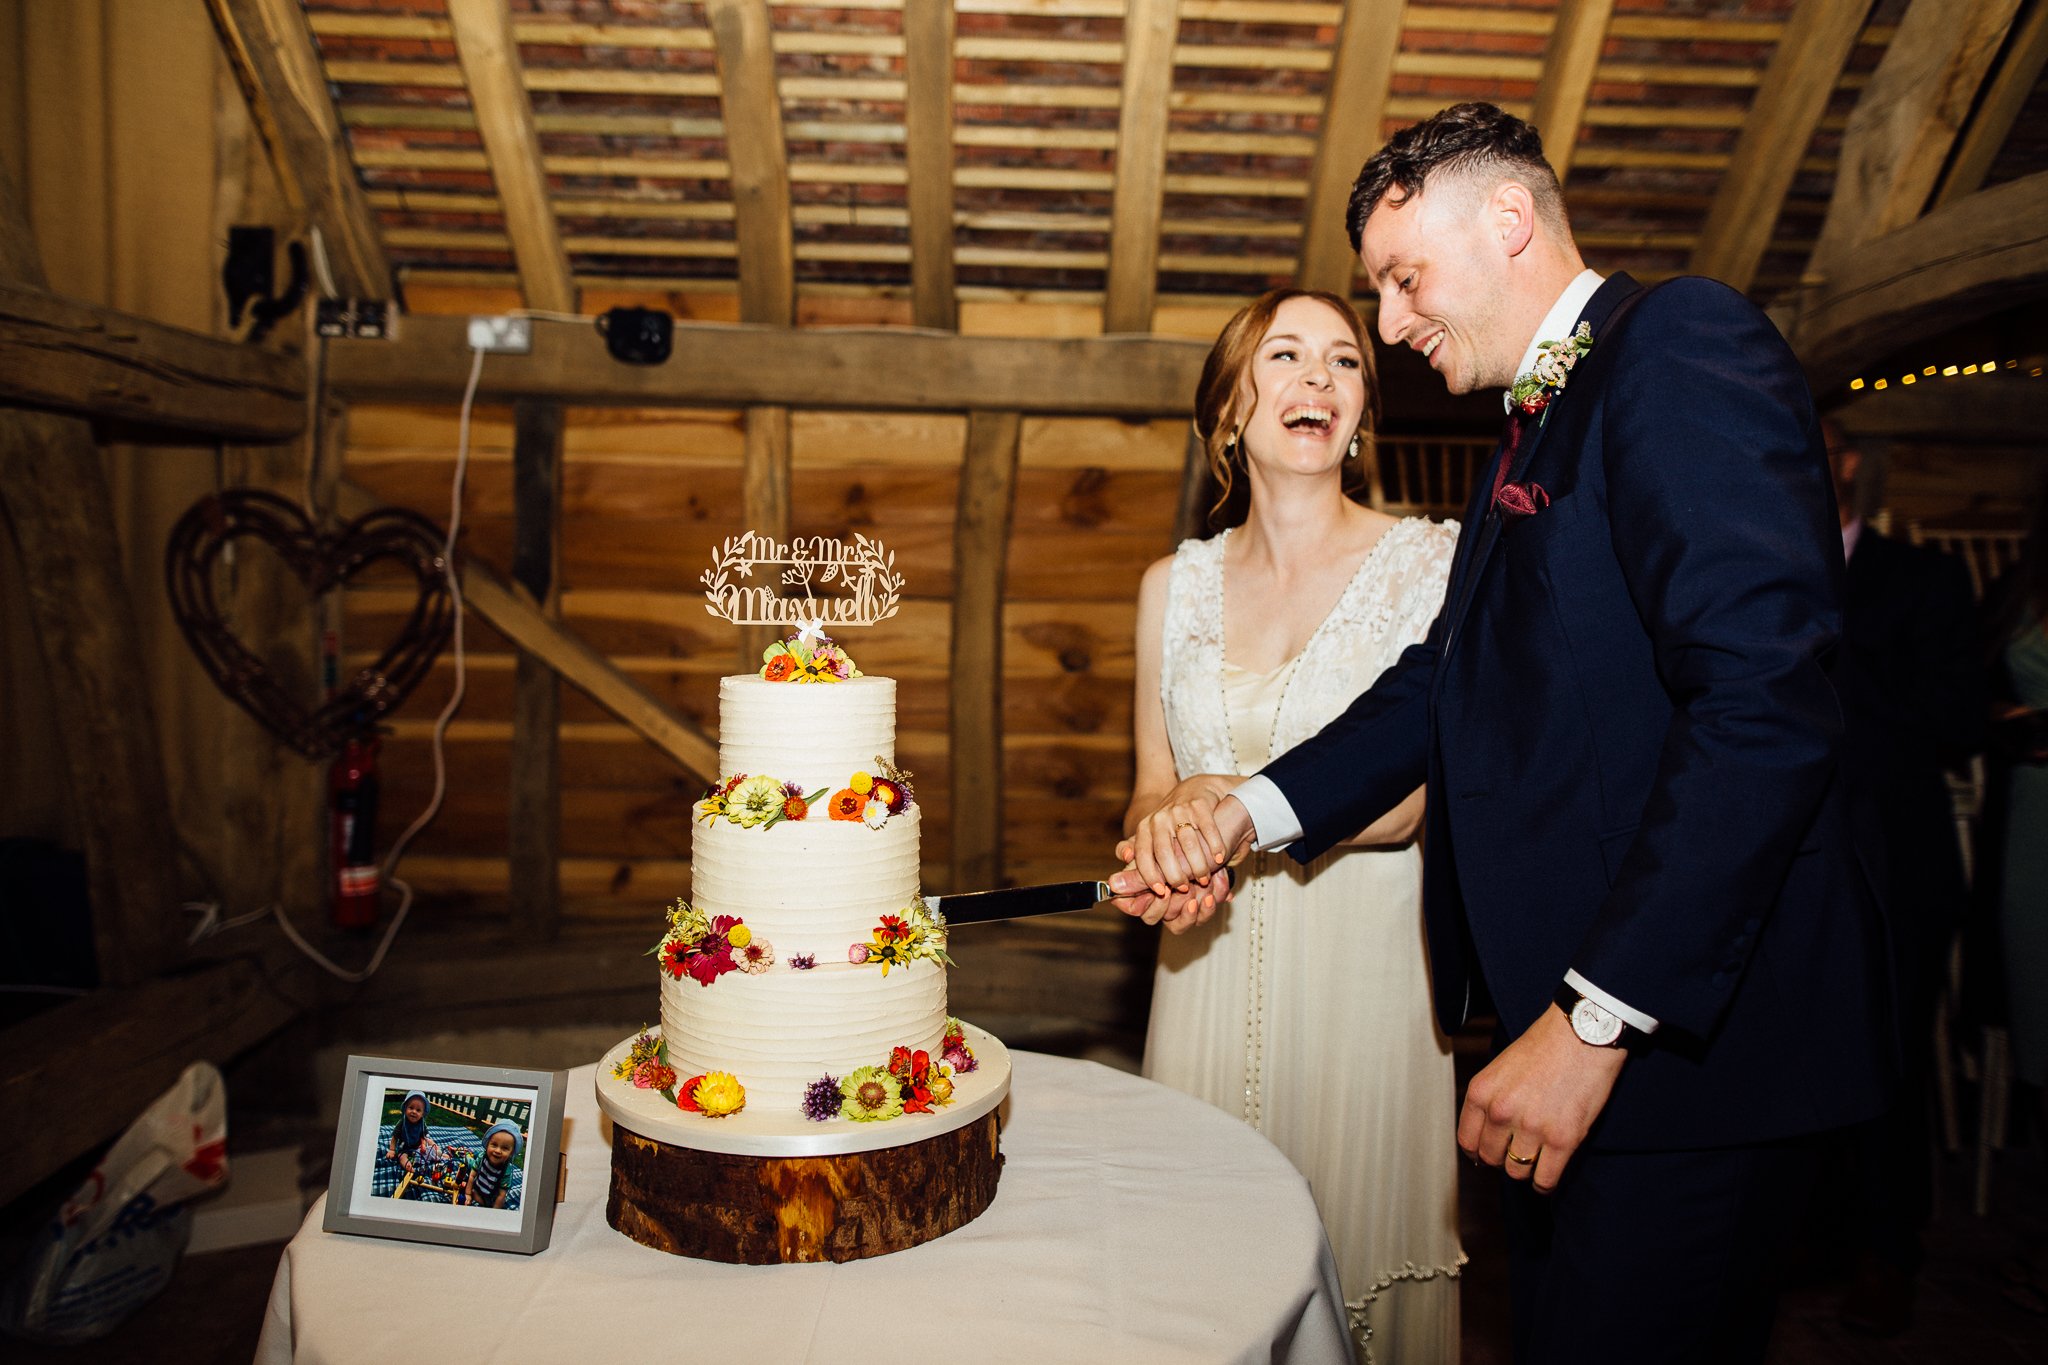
top-left (1144, 517), bottom-right (1466, 1364)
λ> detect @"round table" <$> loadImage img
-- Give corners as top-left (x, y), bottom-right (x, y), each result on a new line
top-left (257, 1052), bottom-right (1350, 1364)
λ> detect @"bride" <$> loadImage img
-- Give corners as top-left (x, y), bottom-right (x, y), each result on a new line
top-left (1122, 288), bottom-right (1463, 1362)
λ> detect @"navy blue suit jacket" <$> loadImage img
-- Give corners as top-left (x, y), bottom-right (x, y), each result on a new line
top-left (1261, 274), bottom-right (1894, 1150)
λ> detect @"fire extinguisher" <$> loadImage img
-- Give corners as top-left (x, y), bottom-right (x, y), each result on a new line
top-left (330, 735), bottom-right (382, 929)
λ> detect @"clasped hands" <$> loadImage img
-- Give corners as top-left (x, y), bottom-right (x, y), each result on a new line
top-left (1107, 774), bottom-right (1254, 932)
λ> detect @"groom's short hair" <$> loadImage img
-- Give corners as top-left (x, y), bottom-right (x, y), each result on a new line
top-left (1346, 103), bottom-right (1570, 252)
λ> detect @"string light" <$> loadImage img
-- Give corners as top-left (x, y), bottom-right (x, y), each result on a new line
top-left (1901, 373), bottom-right (1916, 385)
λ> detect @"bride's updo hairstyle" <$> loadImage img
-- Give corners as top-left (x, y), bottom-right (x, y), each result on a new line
top-left (1194, 287), bottom-right (1381, 531)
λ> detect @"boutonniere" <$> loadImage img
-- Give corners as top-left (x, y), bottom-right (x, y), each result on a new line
top-left (1507, 321), bottom-right (1594, 417)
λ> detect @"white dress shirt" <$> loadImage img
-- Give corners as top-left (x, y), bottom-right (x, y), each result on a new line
top-left (1228, 267), bottom-right (1659, 1035)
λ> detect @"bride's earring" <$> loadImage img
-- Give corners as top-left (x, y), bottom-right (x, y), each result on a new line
top-left (1224, 424), bottom-right (1243, 462)
top-left (1347, 432), bottom-right (1362, 460)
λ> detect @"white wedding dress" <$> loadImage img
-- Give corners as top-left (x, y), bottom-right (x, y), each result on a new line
top-left (1144, 518), bottom-right (1465, 1364)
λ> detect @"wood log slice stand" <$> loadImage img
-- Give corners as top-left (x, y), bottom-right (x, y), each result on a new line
top-left (594, 1025), bottom-right (1010, 1264)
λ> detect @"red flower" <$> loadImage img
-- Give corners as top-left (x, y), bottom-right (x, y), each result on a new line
top-left (763, 654), bottom-right (796, 682)
top-left (685, 940), bottom-right (734, 986)
top-left (782, 795), bottom-right (808, 821)
top-left (660, 941), bottom-right (690, 980)
top-left (676, 1075), bottom-right (706, 1112)
top-left (911, 1049), bottom-right (931, 1083)
top-left (828, 788), bottom-right (864, 821)
top-left (889, 1045), bottom-right (914, 1080)
top-left (901, 1084), bottom-right (933, 1115)
top-left (876, 914), bottom-right (907, 942)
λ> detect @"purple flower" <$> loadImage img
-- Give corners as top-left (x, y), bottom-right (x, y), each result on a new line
top-left (942, 1044), bottom-right (977, 1074)
top-left (801, 1074), bottom-right (842, 1122)
top-left (788, 953), bottom-right (816, 971)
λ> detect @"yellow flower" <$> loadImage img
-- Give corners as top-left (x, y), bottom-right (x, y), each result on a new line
top-left (727, 923), bottom-right (752, 949)
top-left (928, 1071), bottom-right (955, 1105)
top-left (693, 1071), bottom-right (746, 1117)
top-left (850, 771), bottom-right (874, 795)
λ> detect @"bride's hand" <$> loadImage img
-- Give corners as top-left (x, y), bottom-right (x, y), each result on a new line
top-left (1115, 774), bottom-right (1244, 896)
top-left (1109, 867), bottom-right (1235, 933)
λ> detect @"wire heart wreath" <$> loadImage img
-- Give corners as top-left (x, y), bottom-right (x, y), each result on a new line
top-left (165, 489), bottom-right (455, 761)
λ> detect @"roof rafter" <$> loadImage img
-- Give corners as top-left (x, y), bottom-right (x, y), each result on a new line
top-left (1935, 0), bottom-right (2048, 209)
top-left (1103, 0), bottom-right (1181, 334)
top-left (204, 0), bottom-right (392, 298)
top-left (1809, 0), bottom-right (2021, 278)
top-left (1531, 0), bottom-right (1619, 181)
top-left (1688, 0), bottom-right (1868, 293)
top-left (705, 0), bottom-right (794, 327)
top-left (1296, 0), bottom-right (1407, 296)
top-left (903, 0), bottom-right (959, 331)
top-left (446, 0), bottom-right (575, 314)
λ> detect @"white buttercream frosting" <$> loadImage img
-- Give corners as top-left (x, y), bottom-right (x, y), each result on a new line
top-left (670, 672), bottom-right (947, 1113)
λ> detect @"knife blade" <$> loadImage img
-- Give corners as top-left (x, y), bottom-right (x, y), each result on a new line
top-left (928, 879), bottom-right (1109, 926)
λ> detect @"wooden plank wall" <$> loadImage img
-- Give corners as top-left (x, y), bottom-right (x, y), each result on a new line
top-left (344, 390), bottom-right (1191, 917)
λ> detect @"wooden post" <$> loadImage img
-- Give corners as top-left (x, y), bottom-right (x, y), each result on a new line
top-left (510, 397), bottom-right (564, 938)
top-left (948, 411), bottom-right (1021, 894)
top-left (738, 407), bottom-right (791, 670)
top-left (0, 163), bottom-right (177, 985)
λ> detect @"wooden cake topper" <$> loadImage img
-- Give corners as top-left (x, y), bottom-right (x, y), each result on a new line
top-left (701, 531), bottom-right (904, 628)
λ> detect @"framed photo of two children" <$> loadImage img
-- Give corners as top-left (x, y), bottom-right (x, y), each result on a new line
top-left (323, 1055), bottom-right (567, 1255)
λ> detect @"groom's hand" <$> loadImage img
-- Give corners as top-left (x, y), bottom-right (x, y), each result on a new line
top-left (1458, 1005), bottom-right (1627, 1195)
top-left (1108, 867), bottom-right (1234, 932)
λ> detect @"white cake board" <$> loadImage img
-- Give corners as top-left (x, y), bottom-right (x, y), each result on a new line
top-left (594, 1022), bottom-right (1011, 1159)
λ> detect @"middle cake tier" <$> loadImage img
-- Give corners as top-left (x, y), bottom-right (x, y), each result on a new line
top-left (690, 807), bottom-right (923, 958)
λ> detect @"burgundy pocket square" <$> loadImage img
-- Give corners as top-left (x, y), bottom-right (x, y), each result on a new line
top-left (1495, 480), bottom-right (1551, 520)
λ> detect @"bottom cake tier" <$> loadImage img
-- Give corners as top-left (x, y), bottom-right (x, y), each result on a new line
top-left (597, 1023), bottom-right (1011, 1262)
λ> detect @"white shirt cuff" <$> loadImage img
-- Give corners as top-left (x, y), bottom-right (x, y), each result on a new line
top-left (1229, 775), bottom-right (1302, 852)
top-left (1564, 968), bottom-right (1660, 1035)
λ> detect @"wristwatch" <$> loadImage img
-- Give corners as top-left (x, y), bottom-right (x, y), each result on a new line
top-left (1554, 982), bottom-right (1628, 1048)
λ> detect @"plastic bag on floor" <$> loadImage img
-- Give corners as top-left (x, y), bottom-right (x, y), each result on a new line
top-left (0, 1060), bottom-right (229, 1344)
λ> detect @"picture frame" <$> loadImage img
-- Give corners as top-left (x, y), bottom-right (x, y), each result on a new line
top-left (322, 1054), bottom-right (566, 1255)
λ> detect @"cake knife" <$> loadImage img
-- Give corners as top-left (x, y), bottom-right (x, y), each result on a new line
top-left (927, 880), bottom-right (1110, 925)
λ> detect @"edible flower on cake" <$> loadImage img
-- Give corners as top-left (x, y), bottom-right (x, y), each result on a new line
top-left (839, 1066), bottom-right (904, 1122)
top-left (801, 1074), bottom-right (843, 1121)
top-left (699, 774), bottom-right (826, 829)
top-left (827, 788), bottom-right (865, 821)
top-left (736, 937), bottom-right (776, 973)
top-left (633, 1059), bottom-right (677, 1091)
top-left (942, 1018), bottom-right (978, 1074)
top-left (654, 901), bottom-right (756, 987)
top-left (759, 631), bottom-right (862, 684)
top-left (610, 1029), bottom-right (664, 1082)
top-left (676, 1071), bottom-right (746, 1117)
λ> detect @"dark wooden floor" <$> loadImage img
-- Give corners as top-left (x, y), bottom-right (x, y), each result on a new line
top-left (9, 1031), bottom-right (2048, 1364)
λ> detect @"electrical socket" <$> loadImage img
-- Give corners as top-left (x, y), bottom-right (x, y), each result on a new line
top-left (467, 314), bottom-right (532, 353)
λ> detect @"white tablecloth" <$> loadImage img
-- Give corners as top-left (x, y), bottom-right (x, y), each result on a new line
top-left (257, 1052), bottom-right (1350, 1364)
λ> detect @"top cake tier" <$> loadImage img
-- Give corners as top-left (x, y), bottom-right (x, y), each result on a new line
top-left (717, 674), bottom-right (896, 788)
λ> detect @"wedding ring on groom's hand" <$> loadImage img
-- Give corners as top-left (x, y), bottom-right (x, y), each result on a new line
top-left (1505, 1146), bottom-right (1537, 1167)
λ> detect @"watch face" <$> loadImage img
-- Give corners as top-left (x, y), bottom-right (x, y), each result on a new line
top-left (1571, 997), bottom-right (1625, 1047)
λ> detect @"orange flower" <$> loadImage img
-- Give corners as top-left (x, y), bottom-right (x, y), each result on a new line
top-left (782, 795), bottom-right (808, 821)
top-left (828, 788), bottom-right (865, 821)
top-left (763, 654), bottom-right (796, 682)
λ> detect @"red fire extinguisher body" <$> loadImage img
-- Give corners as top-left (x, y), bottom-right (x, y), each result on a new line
top-left (330, 736), bottom-right (381, 928)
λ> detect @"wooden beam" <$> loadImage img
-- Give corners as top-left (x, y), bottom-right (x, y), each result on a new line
top-left (1530, 0), bottom-right (1618, 181)
top-left (1296, 0), bottom-right (1406, 295)
top-left (0, 165), bottom-right (177, 988)
top-left (1809, 0), bottom-right (2020, 276)
top-left (205, 0), bottom-right (392, 299)
top-left (902, 0), bottom-right (959, 331)
top-left (1777, 170), bottom-right (2048, 393)
top-left (509, 398), bottom-right (564, 940)
top-left (328, 314), bottom-right (1210, 416)
top-left (1103, 0), bottom-right (1180, 333)
top-left (0, 282), bottom-right (304, 441)
top-left (1936, 0), bottom-right (2048, 209)
top-left (1689, 0), bottom-right (1868, 292)
top-left (1833, 373), bottom-right (2048, 446)
top-left (706, 0), bottom-right (794, 327)
top-left (446, 0), bottom-right (577, 315)
top-left (738, 407), bottom-right (792, 669)
top-left (949, 410), bottom-right (1022, 894)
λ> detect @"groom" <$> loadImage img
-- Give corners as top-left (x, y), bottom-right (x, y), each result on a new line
top-left (1112, 103), bottom-right (1894, 1362)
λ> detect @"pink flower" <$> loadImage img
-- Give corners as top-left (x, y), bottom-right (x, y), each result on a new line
top-left (848, 943), bottom-right (870, 965)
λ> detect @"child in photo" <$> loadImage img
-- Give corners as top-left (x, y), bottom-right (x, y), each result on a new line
top-left (458, 1120), bottom-right (522, 1210)
top-left (385, 1091), bottom-right (433, 1195)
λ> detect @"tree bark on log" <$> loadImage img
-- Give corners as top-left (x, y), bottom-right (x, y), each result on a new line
top-left (607, 1111), bottom-right (1004, 1263)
